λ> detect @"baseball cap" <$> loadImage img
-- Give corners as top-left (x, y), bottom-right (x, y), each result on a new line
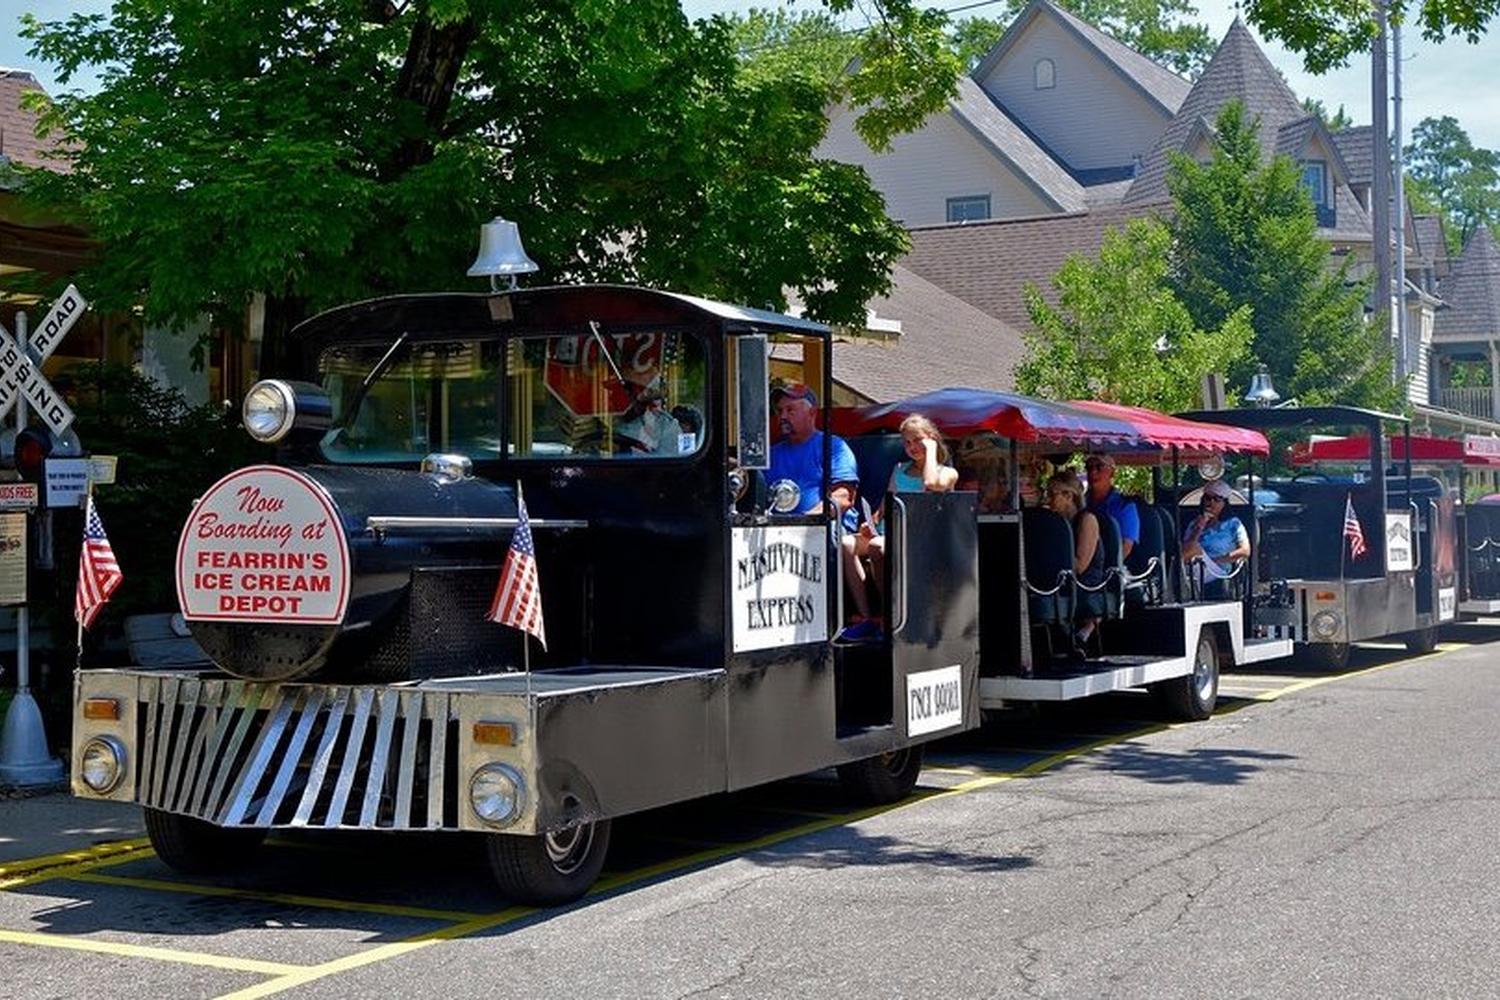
top-left (1085, 453), bottom-right (1115, 470)
top-left (1204, 479), bottom-right (1233, 500)
top-left (771, 382), bottom-right (818, 407)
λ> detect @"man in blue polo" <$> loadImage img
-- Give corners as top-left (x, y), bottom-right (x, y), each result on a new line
top-left (768, 382), bottom-right (859, 519)
top-left (1085, 453), bottom-right (1139, 558)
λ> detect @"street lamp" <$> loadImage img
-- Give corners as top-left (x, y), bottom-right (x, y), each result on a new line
top-left (467, 217), bottom-right (539, 291)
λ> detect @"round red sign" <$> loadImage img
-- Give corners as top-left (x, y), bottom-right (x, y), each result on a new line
top-left (175, 465), bottom-right (350, 624)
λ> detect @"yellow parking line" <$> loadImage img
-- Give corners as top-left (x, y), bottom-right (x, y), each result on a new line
top-left (0, 839), bottom-right (152, 887)
top-left (72, 872), bottom-right (486, 924)
top-left (1, 845), bottom-right (157, 891)
top-left (0, 928), bottom-right (305, 976)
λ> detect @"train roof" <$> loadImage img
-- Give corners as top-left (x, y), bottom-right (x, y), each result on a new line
top-left (1293, 433), bottom-right (1500, 469)
top-left (288, 285), bottom-right (830, 345)
top-left (1177, 405), bottom-right (1409, 431)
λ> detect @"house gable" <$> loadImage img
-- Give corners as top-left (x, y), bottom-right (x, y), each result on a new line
top-left (972, 2), bottom-right (1180, 174)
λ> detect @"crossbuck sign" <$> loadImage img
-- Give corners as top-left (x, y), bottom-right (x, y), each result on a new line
top-left (0, 284), bottom-right (87, 435)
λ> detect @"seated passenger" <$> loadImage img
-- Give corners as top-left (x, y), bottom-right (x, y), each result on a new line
top-left (1181, 479), bottom-right (1250, 598)
top-left (1046, 469), bottom-right (1105, 648)
top-left (840, 414), bottom-right (958, 642)
top-left (767, 382), bottom-right (859, 517)
top-left (615, 380), bottom-right (682, 455)
top-left (1085, 453), bottom-right (1139, 558)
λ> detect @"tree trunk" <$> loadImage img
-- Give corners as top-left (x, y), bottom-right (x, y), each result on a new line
top-left (381, 10), bottom-right (479, 181)
top-left (256, 292), bottom-right (311, 378)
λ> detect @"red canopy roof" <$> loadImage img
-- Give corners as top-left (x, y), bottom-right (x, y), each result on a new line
top-left (829, 388), bottom-right (1268, 456)
top-left (1293, 434), bottom-right (1500, 469)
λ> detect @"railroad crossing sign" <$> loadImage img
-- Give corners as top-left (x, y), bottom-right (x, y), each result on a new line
top-left (0, 284), bottom-right (87, 435)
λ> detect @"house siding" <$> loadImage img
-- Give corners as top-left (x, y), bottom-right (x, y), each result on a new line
top-left (818, 106), bottom-right (1055, 227)
top-left (975, 14), bottom-right (1170, 172)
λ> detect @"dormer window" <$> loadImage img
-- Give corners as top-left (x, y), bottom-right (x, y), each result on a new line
top-left (1300, 160), bottom-right (1328, 207)
top-left (946, 195), bottom-right (991, 223)
top-left (1034, 58), bottom-right (1055, 90)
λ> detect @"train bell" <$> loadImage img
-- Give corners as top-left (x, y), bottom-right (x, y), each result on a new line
top-left (467, 217), bottom-right (539, 290)
top-left (1243, 365), bottom-right (1281, 408)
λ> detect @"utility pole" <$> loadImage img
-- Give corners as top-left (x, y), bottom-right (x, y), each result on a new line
top-left (1393, 16), bottom-right (1409, 399)
top-left (1371, 1), bottom-right (1394, 384)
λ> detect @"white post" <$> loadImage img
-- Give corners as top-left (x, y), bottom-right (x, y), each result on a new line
top-left (0, 310), bottom-right (66, 788)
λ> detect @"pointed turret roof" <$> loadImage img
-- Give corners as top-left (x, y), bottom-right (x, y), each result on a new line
top-left (1124, 19), bottom-right (1309, 204)
top-left (1435, 226), bottom-right (1500, 341)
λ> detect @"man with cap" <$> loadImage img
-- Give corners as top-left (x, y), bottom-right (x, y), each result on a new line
top-left (1084, 453), bottom-right (1139, 558)
top-left (768, 382), bottom-right (859, 519)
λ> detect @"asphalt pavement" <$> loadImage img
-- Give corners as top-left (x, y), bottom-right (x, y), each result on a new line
top-left (2, 626), bottom-right (1498, 999)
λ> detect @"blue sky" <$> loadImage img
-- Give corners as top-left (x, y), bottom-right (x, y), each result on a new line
top-left (5, 0), bottom-right (1498, 148)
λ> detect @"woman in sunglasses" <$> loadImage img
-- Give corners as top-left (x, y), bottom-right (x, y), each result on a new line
top-left (1182, 479), bottom-right (1251, 598)
top-left (1045, 469), bottom-right (1105, 648)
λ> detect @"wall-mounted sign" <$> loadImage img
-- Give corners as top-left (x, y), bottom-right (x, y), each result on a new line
top-left (906, 664), bottom-right (963, 737)
top-left (0, 483), bottom-right (38, 511)
top-left (0, 512), bottom-right (27, 605)
top-left (87, 455), bottom-right (118, 485)
top-left (176, 465), bottom-right (350, 624)
top-left (730, 524), bottom-right (827, 652)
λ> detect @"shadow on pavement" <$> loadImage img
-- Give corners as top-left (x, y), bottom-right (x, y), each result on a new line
top-left (1068, 742), bottom-right (1297, 787)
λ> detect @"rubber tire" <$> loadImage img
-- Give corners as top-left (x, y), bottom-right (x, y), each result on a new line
top-left (836, 744), bottom-right (925, 805)
top-left (1153, 629), bottom-right (1220, 722)
top-left (1298, 641), bottom-right (1351, 671)
top-left (1403, 627), bottom-right (1438, 654)
top-left (143, 807), bottom-right (266, 875)
top-left (486, 819), bottom-right (612, 906)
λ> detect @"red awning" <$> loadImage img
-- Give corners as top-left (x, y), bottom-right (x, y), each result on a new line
top-left (829, 388), bottom-right (1268, 456)
top-left (1293, 434), bottom-right (1500, 469)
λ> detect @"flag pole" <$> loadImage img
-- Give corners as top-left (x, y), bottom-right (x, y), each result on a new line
top-left (76, 478), bottom-right (93, 672)
top-left (1341, 492), bottom-right (1349, 581)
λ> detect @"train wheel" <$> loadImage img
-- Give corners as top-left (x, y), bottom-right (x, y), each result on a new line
top-left (1403, 627), bottom-right (1438, 654)
top-left (1153, 629), bottom-right (1220, 722)
top-left (1298, 642), bottom-right (1350, 671)
top-left (486, 819), bottom-right (612, 906)
top-left (143, 808), bottom-right (266, 874)
top-left (836, 744), bottom-right (925, 805)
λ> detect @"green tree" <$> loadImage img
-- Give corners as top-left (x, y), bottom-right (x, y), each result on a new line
top-left (1017, 218), bottom-right (1253, 412)
top-left (1301, 97), bottom-right (1354, 130)
top-left (1245, 0), bottom-right (1498, 74)
top-left (17, 0), bottom-right (958, 363)
top-left (1168, 102), bottom-right (1397, 409)
top-left (1404, 115), bottom-right (1500, 252)
top-left (726, 7), bottom-right (859, 91)
top-left (950, 0), bottom-right (1216, 76)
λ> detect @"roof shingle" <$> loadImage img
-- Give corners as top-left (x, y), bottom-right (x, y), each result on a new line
top-left (0, 69), bottom-right (67, 172)
top-left (1435, 226), bottom-right (1500, 341)
top-left (950, 77), bottom-right (1087, 213)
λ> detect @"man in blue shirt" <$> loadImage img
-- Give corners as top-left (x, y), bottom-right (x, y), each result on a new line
top-left (768, 383), bottom-right (859, 518)
top-left (1084, 453), bottom-right (1139, 558)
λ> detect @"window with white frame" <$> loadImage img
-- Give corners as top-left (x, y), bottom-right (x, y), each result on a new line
top-left (1300, 160), bottom-right (1328, 207)
top-left (946, 195), bottom-right (991, 223)
top-left (1034, 58), bottom-right (1055, 89)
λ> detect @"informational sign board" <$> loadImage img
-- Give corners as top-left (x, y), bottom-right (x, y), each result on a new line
top-left (43, 458), bottom-right (90, 508)
top-left (0, 512), bottom-right (26, 605)
top-left (1439, 587), bottom-right (1457, 621)
top-left (0, 285), bottom-right (87, 432)
top-left (176, 465), bottom-right (350, 624)
top-left (0, 483), bottom-right (38, 511)
top-left (86, 455), bottom-right (118, 485)
top-left (730, 524), bottom-right (828, 652)
top-left (1385, 512), bottom-right (1414, 573)
top-left (906, 664), bottom-right (963, 737)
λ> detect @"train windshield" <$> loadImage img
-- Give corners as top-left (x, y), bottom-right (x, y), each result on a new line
top-left (319, 339), bottom-right (504, 463)
top-left (315, 328), bottom-right (708, 464)
top-left (505, 329), bottom-right (707, 460)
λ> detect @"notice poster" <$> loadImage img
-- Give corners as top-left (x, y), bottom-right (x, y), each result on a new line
top-left (0, 513), bottom-right (25, 605)
top-left (175, 465), bottom-right (350, 624)
top-left (1385, 513), bottom-right (1414, 573)
top-left (730, 524), bottom-right (828, 652)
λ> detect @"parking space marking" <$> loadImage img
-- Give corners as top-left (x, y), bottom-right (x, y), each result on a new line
top-left (0, 927), bottom-right (306, 976)
top-left (70, 871), bottom-right (487, 924)
top-left (0, 839), bottom-right (152, 890)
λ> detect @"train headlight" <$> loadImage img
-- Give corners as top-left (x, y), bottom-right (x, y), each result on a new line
top-left (1311, 610), bottom-right (1341, 640)
top-left (769, 478), bottom-right (802, 514)
top-left (79, 736), bottom-right (126, 794)
top-left (469, 762), bottom-right (525, 827)
top-left (242, 379), bottom-right (333, 444)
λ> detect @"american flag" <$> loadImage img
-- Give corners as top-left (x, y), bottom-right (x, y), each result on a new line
top-left (487, 492), bottom-right (546, 650)
top-left (76, 495), bottom-right (123, 629)
top-left (1343, 493), bottom-right (1368, 561)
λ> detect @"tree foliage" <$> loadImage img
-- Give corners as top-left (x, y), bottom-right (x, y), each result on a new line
top-left (950, 0), bottom-right (1216, 76)
top-left (1017, 218), bottom-right (1252, 412)
top-left (1301, 97), bottom-right (1354, 131)
top-left (1244, 0), bottom-right (1500, 74)
top-left (1168, 102), bottom-right (1397, 410)
top-left (17, 0), bottom-right (959, 363)
top-left (1404, 115), bottom-right (1500, 253)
